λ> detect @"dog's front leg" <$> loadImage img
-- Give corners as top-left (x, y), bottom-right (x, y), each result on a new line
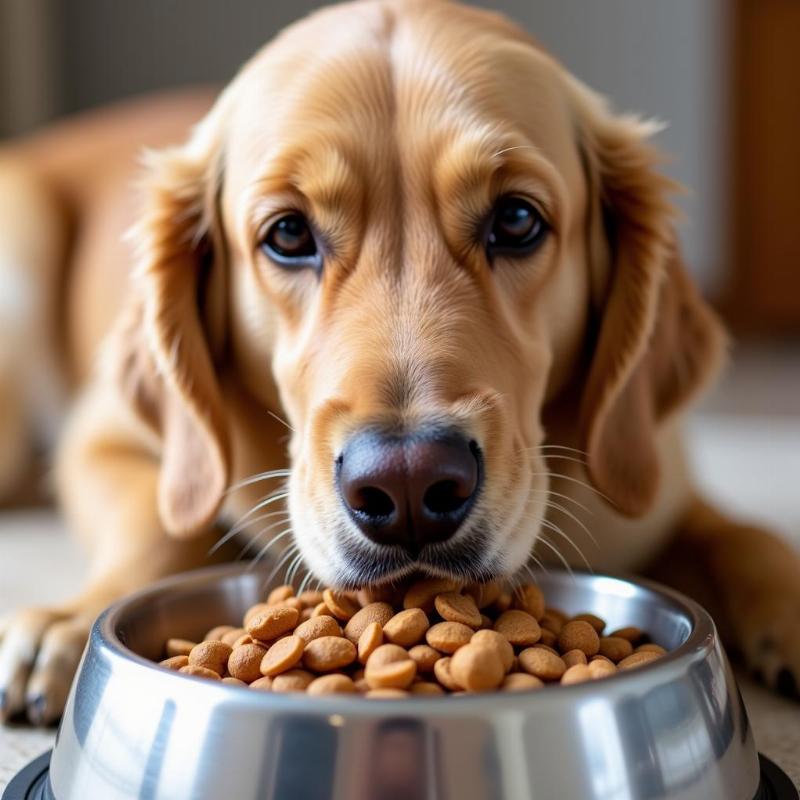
top-left (647, 498), bottom-right (800, 699)
top-left (0, 388), bottom-right (230, 725)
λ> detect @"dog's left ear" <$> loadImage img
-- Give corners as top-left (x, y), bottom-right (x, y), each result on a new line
top-left (569, 78), bottom-right (727, 517)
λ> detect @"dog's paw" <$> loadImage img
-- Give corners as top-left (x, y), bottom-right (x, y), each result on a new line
top-left (0, 607), bottom-right (90, 725)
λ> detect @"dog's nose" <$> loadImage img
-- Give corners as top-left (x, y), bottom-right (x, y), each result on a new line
top-left (337, 429), bottom-right (481, 552)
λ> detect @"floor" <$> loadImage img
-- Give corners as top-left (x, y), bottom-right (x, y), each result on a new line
top-left (1, 342), bottom-right (799, 793)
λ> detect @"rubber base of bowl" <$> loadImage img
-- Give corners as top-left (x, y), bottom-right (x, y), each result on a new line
top-left (2, 750), bottom-right (796, 799)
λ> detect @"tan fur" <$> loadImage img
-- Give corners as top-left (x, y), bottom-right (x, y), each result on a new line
top-left (0, 0), bottom-right (798, 723)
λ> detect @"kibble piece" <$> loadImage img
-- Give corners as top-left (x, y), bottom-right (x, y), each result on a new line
top-left (233, 633), bottom-right (255, 648)
top-left (478, 614), bottom-right (493, 630)
top-left (464, 580), bottom-right (502, 609)
top-left (435, 593), bottom-right (482, 628)
top-left (267, 585), bottom-right (295, 604)
top-left (322, 589), bottom-right (360, 621)
top-left (493, 610), bottom-right (541, 647)
top-left (179, 665), bottom-right (220, 680)
top-left (598, 636), bottom-right (634, 663)
top-left (570, 613), bottom-right (606, 634)
top-left (247, 605), bottom-right (300, 641)
top-left (160, 655), bottom-right (189, 671)
top-left (588, 659), bottom-right (617, 679)
top-left (561, 664), bottom-right (592, 685)
top-left (354, 677), bottom-right (370, 693)
top-left (295, 615), bottom-right (342, 645)
top-left (636, 643), bottom-right (667, 655)
top-left (243, 603), bottom-right (270, 627)
top-left (539, 611), bottom-right (565, 635)
top-left (403, 578), bottom-right (460, 612)
top-left (227, 643), bottom-right (268, 683)
top-left (204, 625), bottom-right (236, 642)
top-left (250, 676), bottom-right (273, 691)
top-left (407, 644), bottom-right (441, 673)
top-left (502, 672), bottom-right (544, 692)
top-left (450, 643), bottom-right (505, 691)
top-left (471, 630), bottom-right (514, 673)
top-left (558, 620), bottom-right (600, 656)
top-left (512, 584), bottom-right (546, 620)
top-left (189, 640), bottom-right (233, 676)
top-left (357, 584), bottom-right (399, 606)
top-left (433, 657), bottom-right (460, 691)
top-left (303, 636), bottom-right (357, 672)
top-left (608, 626), bottom-right (644, 644)
top-left (311, 602), bottom-right (329, 618)
top-left (518, 647), bottom-right (566, 681)
top-left (492, 592), bottom-right (512, 613)
top-left (280, 597), bottom-right (304, 612)
top-left (426, 621), bottom-right (474, 654)
top-left (617, 651), bottom-right (661, 671)
top-left (343, 602), bottom-right (394, 642)
top-left (166, 638), bottom-right (196, 658)
top-left (365, 689), bottom-right (410, 699)
top-left (272, 670), bottom-right (315, 693)
top-left (299, 607), bottom-right (314, 622)
top-left (221, 677), bottom-right (247, 687)
top-left (357, 622), bottom-right (384, 664)
top-left (365, 645), bottom-right (417, 690)
top-left (307, 674), bottom-right (357, 695)
top-left (411, 681), bottom-right (445, 696)
top-left (298, 590), bottom-right (324, 607)
top-left (260, 635), bottom-right (305, 676)
top-left (562, 649), bottom-right (588, 668)
top-left (221, 627), bottom-right (246, 647)
top-left (539, 628), bottom-right (557, 648)
top-left (383, 608), bottom-right (430, 647)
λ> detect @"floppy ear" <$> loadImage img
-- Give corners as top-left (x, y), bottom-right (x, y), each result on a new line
top-left (570, 80), bottom-right (727, 517)
top-left (119, 109), bottom-right (230, 539)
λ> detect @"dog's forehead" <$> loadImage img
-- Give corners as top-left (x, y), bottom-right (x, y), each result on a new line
top-left (223, 1), bottom-right (580, 210)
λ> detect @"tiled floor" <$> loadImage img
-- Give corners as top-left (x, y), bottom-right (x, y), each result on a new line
top-left (1, 343), bottom-right (799, 792)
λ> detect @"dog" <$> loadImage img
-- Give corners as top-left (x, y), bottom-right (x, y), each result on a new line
top-left (0, 0), bottom-right (798, 725)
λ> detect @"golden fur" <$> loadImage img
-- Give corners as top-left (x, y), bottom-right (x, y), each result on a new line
top-left (0, 0), bottom-right (797, 723)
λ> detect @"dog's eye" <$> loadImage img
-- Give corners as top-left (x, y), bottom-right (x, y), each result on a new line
top-left (486, 196), bottom-right (547, 258)
top-left (261, 213), bottom-right (319, 267)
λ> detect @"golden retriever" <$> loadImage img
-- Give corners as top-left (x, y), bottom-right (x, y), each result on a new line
top-left (0, 0), bottom-right (798, 724)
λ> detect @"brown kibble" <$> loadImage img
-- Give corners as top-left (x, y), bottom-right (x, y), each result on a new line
top-left (272, 669), bottom-right (315, 693)
top-left (357, 584), bottom-right (399, 606)
top-left (464, 580), bottom-right (502, 609)
top-left (411, 681), bottom-right (445, 696)
top-left (227, 642), bottom-right (268, 683)
top-left (518, 647), bottom-right (566, 681)
top-left (233, 633), bottom-right (255, 648)
top-left (303, 636), bottom-right (357, 672)
top-left (492, 592), bottom-right (512, 613)
top-left (221, 627), bottom-right (246, 647)
top-left (493, 610), bottom-right (541, 647)
top-left (570, 613), bottom-right (606, 634)
top-left (343, 602), bottom-right (394, 642)
top-left (260, 635), bottom-right (305, 676)
top-left (512, 585), bottom-right (546, 620)
top-left (311, 602), bottom-right (330, 617)
top-left (433, 657), bottom-right (460, 691)
top-left (300, 607), bottom-right (314, 622)
top-left (383, 608), bottom-right (430, 647)
top-left (166, 638), bottom-right (196, 658)
top-left (403, 577), bottom-right (460, 612)
top-left (221, 677), bottom-right (248, 687)
top-left (408, 644), bottom-right (441, 673)
top-left (243, 603), bottom-right (270, 627)
top-left (562, 649), bottom-right (588, 668)
top-left (539, 628), bottom-right (557, 648)
top-left (599, 636), bottom-right (634, 663)
top-left (357, 622), bottom-right (384, 664)
top-left (539, 610), bottom-right (565, 634)
top-left (247, 605), bottom-right (300, 641)
top-left (307, 674), bottom-right (357, 695)
top-left (179, 665), bottom-right (221, 680)
top-left (609, 626), bottom-right (644, 644)
top-left (298, 590), bottom-right (324, 607)
top-left (558, 620), bottom-right (600, 656)
top-left (365, 644), bottom-right (417, 689)
top-left (588, 659), bottom-right (617, 679)
top-left (250, 676), bottom-right (273, 691)
top-left (435, 592), bottom-right (482, 628)
top-left (365, 689), bottom-right (410, 699)
top-left (450, 643), bottom-right (505, 691)
top-left (502, 672), bottom-right (544, 692)
top-left (479, 614), bottom-right (493, 630)
top-left (426, 621), bottom-right (474, 654)
top-left (294, 615), bottom-right (342, 644)
top-left (618, 650), bottom-right (661, 670)
top-left (267, 585), bottom-right (295, 604)
top-left (204, 625), bottom-right (236, 642)
top-left (189, 640), bottom-right (233, 676)
top-left (561, 664), bottom-right (592, 685)
top-left (471, 629), bottom-right (514, 673)
top-left (636, 643), bottom-right (667, 655)
top-left (159, 655), bottom-right (189, 671)
top-left (354, 677), bottom-right (370, 692)
top-left (322, 588), bottom-right (360, 621)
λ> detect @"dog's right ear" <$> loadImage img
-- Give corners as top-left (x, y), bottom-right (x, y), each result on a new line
top-left (114, 98), bottom-right (231, 539)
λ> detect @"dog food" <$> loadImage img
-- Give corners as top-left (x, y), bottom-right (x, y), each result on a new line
top-left (156, 579), bottom-right (667, 696)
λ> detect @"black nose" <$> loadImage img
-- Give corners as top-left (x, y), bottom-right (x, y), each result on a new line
top-left (336, 429), bottom-right (481, 552)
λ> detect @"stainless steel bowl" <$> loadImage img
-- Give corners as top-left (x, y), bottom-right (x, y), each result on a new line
top-left (36, 565), bottom-right (772, 799)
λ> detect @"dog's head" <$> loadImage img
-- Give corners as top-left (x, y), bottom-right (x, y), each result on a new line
top-left (123, 0), bottom-right (724, 586)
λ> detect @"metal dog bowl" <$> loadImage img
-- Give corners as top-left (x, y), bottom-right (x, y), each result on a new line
top-left (5, 564), bottom-right (797, 800)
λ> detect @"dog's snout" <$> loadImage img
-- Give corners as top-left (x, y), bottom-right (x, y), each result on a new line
top-left (337, 429), bottom-right (481, 552)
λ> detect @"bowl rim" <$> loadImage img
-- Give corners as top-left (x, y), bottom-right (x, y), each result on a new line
top-left (92, 562), bottom-right (719, 714)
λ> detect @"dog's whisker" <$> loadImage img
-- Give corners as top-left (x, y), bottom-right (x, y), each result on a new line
top-left (225, 509), bottom-right (290, 555)
top-left (530, 471), bottom-right (614, 506)
top-left (296, 568), bottom-right (315, 597)
top-left (208, 504), bottom-right (290, 556)
top-left (211, 490), bottom-right (290, 554)
top-left (535, 444), bottom-right (589, 457)
top-left (225, 469), bottom-right (292, 496)
top-left (530, 488), bottom-right (594, 516)
top-left (542, 500), bottom-right (598, 548)
top-left (529, 453), bottom-right (588, 468)
top-left (256, 537), bottom-right (298, 585)
top-left (540, 519), bottom-right (593, 573)
top-left (267, 409), bottom-right (296, 433)
top-left (535, 533), bottom-right (574, 578)
top-left (285, 552), bottom-right (306, 586)
top-left (237, 523), bottom-right (293, 561)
